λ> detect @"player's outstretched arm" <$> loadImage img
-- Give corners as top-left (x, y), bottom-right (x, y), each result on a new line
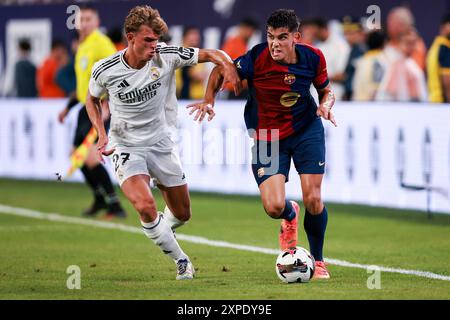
top-left (85, 90), bottom-right (115, 161)
top-left (198, 49), bottom-right (242, 96)
top-left (316, 84), bottom-right (337, 127)
top-left (187, 65), bottom-right (225, 122)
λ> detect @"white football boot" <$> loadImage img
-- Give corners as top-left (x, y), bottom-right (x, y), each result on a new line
top-left (176, 258), bottom-right (195, 280)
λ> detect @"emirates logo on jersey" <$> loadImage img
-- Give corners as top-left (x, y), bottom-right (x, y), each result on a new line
top-left (284, 74), bottom-right (296, 85)
top-left (280, 92), bottom-right (301, 107)
top-left (117, 82), bottom-right (162, 104)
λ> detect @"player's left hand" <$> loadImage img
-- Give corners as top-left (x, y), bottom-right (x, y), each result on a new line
top-left (317, 104), bottom-right (337, 127)
top-left (186, 101), bottom-right (216, 122)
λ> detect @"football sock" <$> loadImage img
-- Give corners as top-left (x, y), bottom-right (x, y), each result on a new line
top-left (280, 200), bottom-right (296, 221)
top-left (91, 164), bottom-right (120, 207)
top-left (304, 207), bottom-right (328, 261)
top-left (141, 213), bottom-right (188, 262)
top-left (164, 205), bottom-right (185, 229)
top-left (80, 165), bottom-right (105, 203)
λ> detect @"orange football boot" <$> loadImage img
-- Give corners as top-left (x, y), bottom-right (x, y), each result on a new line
top-left (313, 260), bottom-right (330, 279)
top-left (279, 201), bottom-right (299, 250)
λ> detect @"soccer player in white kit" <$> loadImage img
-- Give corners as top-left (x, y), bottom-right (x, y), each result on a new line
top-left (85, 6), bottom-right (241, 280)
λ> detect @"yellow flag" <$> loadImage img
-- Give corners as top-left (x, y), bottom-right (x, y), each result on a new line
top-left (66, 127), bottom-right (98, 177)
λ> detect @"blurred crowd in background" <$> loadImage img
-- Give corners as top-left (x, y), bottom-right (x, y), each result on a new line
top-left (8, 4), bottom-right (450, 103)
top-left (0, 0), bottom-right (84, 4)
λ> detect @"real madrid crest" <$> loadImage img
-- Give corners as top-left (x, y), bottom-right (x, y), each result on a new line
top-left (150, 67), bottom-right (160, 80)
top-left (284, 74), bottom-right (296, 85)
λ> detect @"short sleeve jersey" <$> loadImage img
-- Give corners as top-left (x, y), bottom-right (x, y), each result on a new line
top-left (234, 42), bottom-right (329, 141)
top-left (89, 46), bottom-right (199, 148)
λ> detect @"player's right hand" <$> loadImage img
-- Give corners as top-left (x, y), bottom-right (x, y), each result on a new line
top-left (96, 134), bottom-right (115, 163)
top-left (186, 101), bottom-right (216, 122)
top-left (222, 66), bottom-right (243, 96)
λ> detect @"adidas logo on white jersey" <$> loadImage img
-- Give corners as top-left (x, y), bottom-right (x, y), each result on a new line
top-left (117, 79), bottom-right (130, 88)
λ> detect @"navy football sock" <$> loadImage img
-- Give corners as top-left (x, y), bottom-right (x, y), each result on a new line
top-left (304, 207), bottom-right (328, 261)
top-left (280, 200), bottom-right (296, 221)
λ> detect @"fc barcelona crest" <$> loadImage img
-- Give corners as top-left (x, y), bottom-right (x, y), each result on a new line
top-left (284, 74), bottom-right (296, 85)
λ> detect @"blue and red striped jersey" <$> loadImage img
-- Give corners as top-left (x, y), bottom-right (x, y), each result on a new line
top-left (234, 42), bottom-right (329, 141)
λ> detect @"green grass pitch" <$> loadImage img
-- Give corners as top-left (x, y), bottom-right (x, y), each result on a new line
top-left (0, 178), bottom-right (449, 300)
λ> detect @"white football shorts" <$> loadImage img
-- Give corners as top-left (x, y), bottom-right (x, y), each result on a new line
top-left (111, 136), bottom-right (186, 187)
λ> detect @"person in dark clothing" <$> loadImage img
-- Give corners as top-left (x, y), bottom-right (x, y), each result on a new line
top-left (56, 34), bottom-right (78, 96)
top-left (14, 39), bottom-right (37, 97)
top-left (342, 16), bottom-right (366, 100)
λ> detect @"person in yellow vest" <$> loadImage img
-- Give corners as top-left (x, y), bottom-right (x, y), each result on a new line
top-left (176, 26), bottom-right (208, 99)
top-left (353, 30), bottom-right (387, 101)
top-left (427, 13), bottom-right (450, 103)
top-left (58, 4), bottom-right (126, 218)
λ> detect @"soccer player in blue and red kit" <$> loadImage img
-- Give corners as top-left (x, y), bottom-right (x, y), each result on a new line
top-left (188, 9), bottom-right (336, 279)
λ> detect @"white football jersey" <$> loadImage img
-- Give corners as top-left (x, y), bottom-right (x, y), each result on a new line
top-left (89, 45), bottom-right (199, 148)
top-left (158, 42), bottom-right (179, 129)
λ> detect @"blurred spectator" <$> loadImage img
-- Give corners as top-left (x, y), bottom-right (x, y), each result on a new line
top-left (298, 18), bottom-right (319, 45)
top-left (353, 30), bottom-right (387, 101)
top-left (176, 26), bottom-right (208, 100)
top-left (1, 0), bottom-right (73, 4)
top-left (56, 33), bottom-right (78, 96)
top-left (36, 39), bottom-right (68, 98)
top-left (108, 27), bottom-right (126, 51)
top-left (13, 39), bottom-right (37, 97)
top-left (341, 16), bottom-right (366, 100)
top-left (2, 0), bottom-right (61, 4)
top-left (386, 6), bottom-right (427, 70)
top-left (427, 13), bottom-right (450, 103)
top-left (221, 17), bottom-right (259, 99)
top-left (376, 29), bottom-right (427, 102)
top-left (222, 17), bottom-right (259, 61)
top-left (314, 18), bottom-right (350, 100)
top-left (159, 32), bottom-right (173, 44)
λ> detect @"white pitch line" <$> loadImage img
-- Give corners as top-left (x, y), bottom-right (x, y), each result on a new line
top-left (1, 203), bottom-right (449, 282)
top-left (0, 225), bottom-right (71, 232)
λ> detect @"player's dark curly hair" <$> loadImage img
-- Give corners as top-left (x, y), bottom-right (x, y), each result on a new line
top-left (266, 9), bottom-right (300, 32)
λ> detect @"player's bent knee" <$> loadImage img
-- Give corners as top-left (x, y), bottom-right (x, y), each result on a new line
top-left (132, 198), bottom-right (157, 219)
top-left (303, 194), bottom-right (323, 215)
top-left (264, 201), bottom-right (285, 219)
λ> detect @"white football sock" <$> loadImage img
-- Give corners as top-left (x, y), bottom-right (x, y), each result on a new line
top-left (164, 205), bottom-right (185, 229)
top-left (141, 213), bottom-right (188, 262)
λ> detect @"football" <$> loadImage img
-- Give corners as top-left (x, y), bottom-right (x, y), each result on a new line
top-left (275, 247), bottom-right (315, 283)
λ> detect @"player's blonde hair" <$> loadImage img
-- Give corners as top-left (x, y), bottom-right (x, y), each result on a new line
top-left (124, 5), bottom-right (168, 36)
